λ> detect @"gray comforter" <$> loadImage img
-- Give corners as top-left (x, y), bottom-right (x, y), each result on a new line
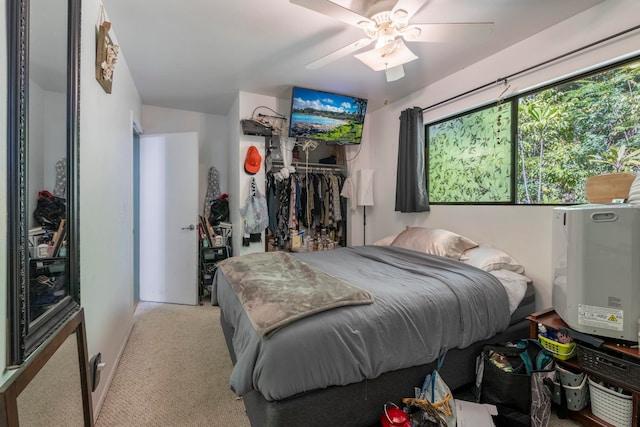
top-left (212, 246), bottom-right (510, 401)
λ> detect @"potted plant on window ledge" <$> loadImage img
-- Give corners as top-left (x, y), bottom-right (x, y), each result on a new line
top-left (585, 144), bottom-right (640, 203)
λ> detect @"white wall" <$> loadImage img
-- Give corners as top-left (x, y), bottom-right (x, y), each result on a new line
top-left (343, 121), bottom-right (372, 247)
top-left (230, 92), bottom-right (289, 255)
top-left (28, 79), bottom-right (46, 228)
top-left (365, 0), bottom-right (640, 310)
top-left (79, 0), bottom-right (142, 415)
top-left (43, 90), bottom-right (67, 192)
top-left (141, 105), bottom-right (229, 215)
top-left (227, 96), bottom-right (242, 252)
top-left (27, 81), bottom-right (66, 228)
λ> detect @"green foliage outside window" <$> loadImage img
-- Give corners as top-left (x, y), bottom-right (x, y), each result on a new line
top-left (427, 105), bottom-right (512, 203)
top-left (427, 58), bottom-right (640, 205)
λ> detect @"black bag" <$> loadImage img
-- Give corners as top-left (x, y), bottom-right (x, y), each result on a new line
top-left (33, 190), bottom-right (66, 229)
top-left (476, 339), bottom-right (555, 427)
top-left (208, 194), bottom-right (229, 226)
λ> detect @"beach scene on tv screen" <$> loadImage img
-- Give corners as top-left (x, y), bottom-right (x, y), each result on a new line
top-left (289, 87), bottom-right (367, 144)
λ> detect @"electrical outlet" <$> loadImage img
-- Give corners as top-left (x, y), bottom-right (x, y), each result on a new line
top-left (89, 353), bottom-right (102, 392)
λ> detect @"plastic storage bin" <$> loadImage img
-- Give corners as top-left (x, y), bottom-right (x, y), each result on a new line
top-left (551, 366), bottom-right (589, 411)
top-left (577, 344), bottom-right (640, 392)
top-left (538, 334), bottom-right (576, 360)
top-left (588, 376), bottom-right (632, 427)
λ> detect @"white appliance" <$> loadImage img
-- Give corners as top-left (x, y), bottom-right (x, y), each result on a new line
top-left (552, 204), bottom-right (640, 342)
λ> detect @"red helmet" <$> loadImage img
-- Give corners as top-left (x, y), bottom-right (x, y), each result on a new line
top-left (380, 402), bottom-right (411, 427)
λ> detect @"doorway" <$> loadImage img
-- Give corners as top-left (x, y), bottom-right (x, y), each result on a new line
top-left (133, 128), bottom-right (140, 306)
top-left (138, 132), bottom-right (199, 305)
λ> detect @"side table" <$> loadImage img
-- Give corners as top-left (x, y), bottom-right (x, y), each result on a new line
top-left (527, 308), bottom-right (639, 427)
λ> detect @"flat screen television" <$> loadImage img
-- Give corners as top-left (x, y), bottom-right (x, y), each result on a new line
top-left (288, 86), bottom-right (367, 144)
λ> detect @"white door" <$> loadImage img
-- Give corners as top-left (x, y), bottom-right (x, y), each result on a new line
top-left (139, 132), bottom-right (199, 305)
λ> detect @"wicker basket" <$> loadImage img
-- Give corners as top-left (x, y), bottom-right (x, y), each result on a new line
top-left (588, 377), bottom-right (632, 427)
top-left (538, 334), bottom-right (576, 360)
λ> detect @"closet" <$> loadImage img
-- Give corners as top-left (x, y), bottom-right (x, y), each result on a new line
top-left (266, 162), bottom-right (347, 252)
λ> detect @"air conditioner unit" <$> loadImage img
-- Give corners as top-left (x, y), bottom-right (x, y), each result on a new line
top-left (552, 204), bottom-right (640, 342)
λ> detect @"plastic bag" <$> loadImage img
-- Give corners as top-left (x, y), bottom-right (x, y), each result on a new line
top-left (240, 178), bottom-right (268, 234)
top-left (403, 348), bottom-right (456, 427)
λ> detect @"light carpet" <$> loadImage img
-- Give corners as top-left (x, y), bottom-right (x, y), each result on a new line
top-left (95, 300), bottom-right (582, 427)
top-left (95, 301), bottom-right (249, 427)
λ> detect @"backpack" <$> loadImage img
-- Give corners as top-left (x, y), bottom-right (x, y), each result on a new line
top-left (33, 190), bottom-right (66, 229)
top-left (208, 194), bottom-right (229, 226)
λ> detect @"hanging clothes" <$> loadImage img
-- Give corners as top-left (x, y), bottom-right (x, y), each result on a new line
top-left (266, 169), bottom-right (347, 249)
top-left (275, 177), bottom-right (291, 248)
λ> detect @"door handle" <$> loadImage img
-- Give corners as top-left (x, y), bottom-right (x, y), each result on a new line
top-left (181, 224), bottom-right (195, 231)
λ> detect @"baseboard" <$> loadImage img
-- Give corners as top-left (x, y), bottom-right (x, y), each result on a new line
top-left (91, 313), bottom-right (136, 421)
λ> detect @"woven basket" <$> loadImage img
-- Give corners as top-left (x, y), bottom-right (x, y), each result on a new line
top-left (588, 377), bottom-right (632, 427)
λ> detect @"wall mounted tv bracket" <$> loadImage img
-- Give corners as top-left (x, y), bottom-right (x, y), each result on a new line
top-left (241, 119), bottom-right (273, 137)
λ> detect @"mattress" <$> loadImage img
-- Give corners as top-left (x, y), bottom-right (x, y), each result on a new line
top-left (511, 280), bottom-right (535, 324)
top-left (214, 246), bottom-right (529, 403)
top-left (220, 314), bottom-right (532, 427)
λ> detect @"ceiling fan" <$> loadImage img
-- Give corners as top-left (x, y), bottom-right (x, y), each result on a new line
top-left (291, 0), bottom-right (494, 81)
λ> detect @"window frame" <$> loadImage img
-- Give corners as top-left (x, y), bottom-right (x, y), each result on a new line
top-left (425, 54), bottom-right (640, 206)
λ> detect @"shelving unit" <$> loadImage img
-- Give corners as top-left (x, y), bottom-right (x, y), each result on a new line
top-left (527, 308), bottom-right (639, 427)
top-left (199, 244), bottom-right (229, 303)
top-left (198, 216), bottom-right (231, 304)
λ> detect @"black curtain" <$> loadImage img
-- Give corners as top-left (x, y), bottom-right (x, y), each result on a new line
top-left (395, 107), bottom-right (430, 212)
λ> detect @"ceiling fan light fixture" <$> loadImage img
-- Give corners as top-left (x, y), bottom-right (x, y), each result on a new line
top-left (385, 64), bottom-right (405, 82)
top-left (365, 0), bottom-right (396, 20)
top-left (357, 20), bottom-right (375, 31)
top-left (374, 32), bottom-right (395, 49)
top-left (354, 38), bottom-right (418, 72)
top-left (400, 25), bottom-right (421, 41)
top-left (392, 9), bottom-right (409, 26)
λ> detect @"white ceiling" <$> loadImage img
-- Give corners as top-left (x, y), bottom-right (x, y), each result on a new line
top-left (101, 0), bottom-right (604, 115)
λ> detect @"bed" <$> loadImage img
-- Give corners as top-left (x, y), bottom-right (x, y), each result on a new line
top-left (212, 228), bottom-right (536, 427)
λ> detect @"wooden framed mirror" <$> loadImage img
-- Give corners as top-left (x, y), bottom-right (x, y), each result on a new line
top-left (7, 0), bottom-right (81, 365)
top-left (0, 309), bottom-right (94, 426)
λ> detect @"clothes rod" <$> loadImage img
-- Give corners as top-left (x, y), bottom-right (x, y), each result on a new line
top-left (422, 23), bottom-right (640, 112)
top-left (271, 161), bottom-right (344, 173)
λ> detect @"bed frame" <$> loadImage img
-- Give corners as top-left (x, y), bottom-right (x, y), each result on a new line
top-left (220, 313), bottom-right (531, 427)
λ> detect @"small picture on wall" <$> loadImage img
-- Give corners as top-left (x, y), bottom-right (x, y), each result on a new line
top-left (95, 22), bottom-right (119, 94)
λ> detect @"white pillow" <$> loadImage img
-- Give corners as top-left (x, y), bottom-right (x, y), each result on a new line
top-left (489, 269), bottom-right (529, 314)
top-left (628, 174), bottom-right (640, 204)
top-left (461, 244), bottom-right (524, 273)
top-left (372, 233), bottom-right (399, 246)
top-left (390, 227), bottom-right (478, 260)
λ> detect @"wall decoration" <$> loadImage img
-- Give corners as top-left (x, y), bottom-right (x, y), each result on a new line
top-left (95, 20), bottom-right (119, 94)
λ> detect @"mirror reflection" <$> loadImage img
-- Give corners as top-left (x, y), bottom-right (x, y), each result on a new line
top-left (16, 332), bottom-right (84, 426)
top-left (27, 0), bottom-right (70, 324)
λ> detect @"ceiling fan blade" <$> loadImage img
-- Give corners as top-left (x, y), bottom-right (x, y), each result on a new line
top-left (401, 22), bottom-right (494, 43)
top-left (290, 0), bottom-right (373, 28)
top-left (391, 0), bottom-right (429, 21)
top-left (306, 38), bottom-right (374, 69)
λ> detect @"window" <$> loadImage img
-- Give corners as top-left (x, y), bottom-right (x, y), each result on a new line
top-left (426, 57), bottom-right (640, 205)
top-left (427, 104), bottom-right (513, 203)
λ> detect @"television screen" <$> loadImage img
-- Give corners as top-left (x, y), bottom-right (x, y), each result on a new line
top-left (288, 87), bottom-right (367, 144)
